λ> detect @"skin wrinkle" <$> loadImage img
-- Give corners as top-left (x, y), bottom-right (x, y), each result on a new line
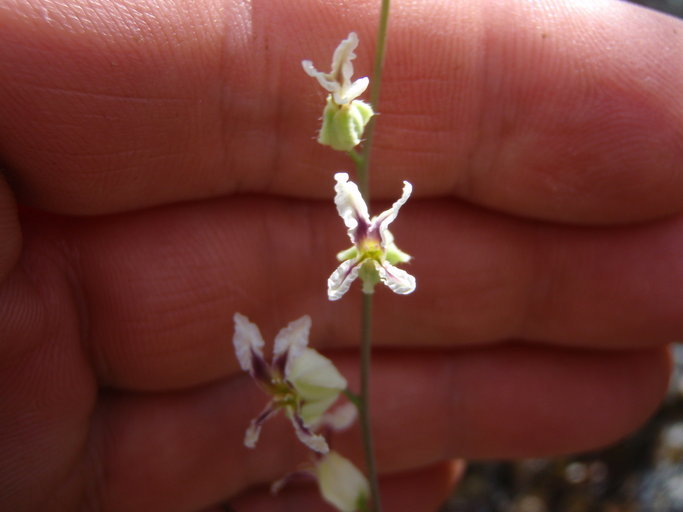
top-left (0, 1), bottom-right (680, 217)
top-left (88, 346), bottom-right (668, 511)
top-left (6, 194), bottom-right (679, 395)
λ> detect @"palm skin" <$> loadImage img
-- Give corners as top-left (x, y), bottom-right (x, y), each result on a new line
top-left (0, 0), bottom-right (682, 510)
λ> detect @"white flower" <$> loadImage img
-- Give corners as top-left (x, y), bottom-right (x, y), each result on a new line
top-left (302, 32), bottom-right (369, 106)
top-left (316, 451), bottom-right (370, 512)
top-left (233, 313), bottom-right (347, 453)
top-left (328, 173), bottom-right (416, 300)
top-left (302, 33), bottom-right (374, 151)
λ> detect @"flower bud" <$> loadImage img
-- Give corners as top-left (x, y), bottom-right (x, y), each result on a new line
top-left (316, 451), bottom-right (370, 512)
top-left (319, 96), bottom-right (374, 151)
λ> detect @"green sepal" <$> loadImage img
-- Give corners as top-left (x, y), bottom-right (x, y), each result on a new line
top-left (318, 96), bottom-right (374, 152)
top-left (385, 243), bottom-right (412, 265)
top-left (336, 246), bottom-right (358, 262)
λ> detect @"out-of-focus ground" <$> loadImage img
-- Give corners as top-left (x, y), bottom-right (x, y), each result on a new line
top-left (443, 2), bottom-right (683, 510)
top-left (629, 0), bottom-right (683, 16)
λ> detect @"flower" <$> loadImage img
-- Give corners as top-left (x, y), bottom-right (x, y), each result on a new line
top-left (328, 172), bottom-right (416, 300)
top-left (233, 313), bottom-right (347, 453)
top-left (302, 32), bottom-right (369, 106)
top-left (316, 451), bottom-right (370, 512)
top-left (302, 32), bottom-right (374, 151)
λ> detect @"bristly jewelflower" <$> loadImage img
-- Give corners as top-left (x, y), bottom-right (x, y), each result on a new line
top-left (302, 32), bottom-right (374, 151)
top-left (328, 172), bottom-right (416, 301)
top-left (232, 313), bottom-right (347, 453)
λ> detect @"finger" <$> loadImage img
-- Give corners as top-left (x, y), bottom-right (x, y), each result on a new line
top-left (89, 346), bottom-right (669, 512)
top-left (1, 0), bottom-right (682, 222)
top-left (230, 461), bottom-right (461, 512)
top-left (19, 196), bottom-right (683, 390)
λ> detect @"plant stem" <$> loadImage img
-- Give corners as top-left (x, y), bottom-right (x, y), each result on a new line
top-left (354, 2), bottom-right (391, 510)
top-left (359, 292), bottom-right (381, 512)
top-left (356, 0), bottom-right (391, 202)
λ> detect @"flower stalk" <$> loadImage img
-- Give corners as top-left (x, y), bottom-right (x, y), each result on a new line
top-left (359, 292), bottom-right (381, 512)
top-left (351, 2), bottom-right (392, 510)
top-left (356, 0), bottom-right (391, 202)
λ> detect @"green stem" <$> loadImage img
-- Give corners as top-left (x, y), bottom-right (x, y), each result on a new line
top-left (355, 0), bottom-right (391, 202)
top-left (354, 2), bottom-right (391, 511)
top-left (359, 292), bottom-right (381, 512)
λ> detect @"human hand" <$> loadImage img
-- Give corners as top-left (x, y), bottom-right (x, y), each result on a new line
top-left (0, 0), bottom-right (681, 510)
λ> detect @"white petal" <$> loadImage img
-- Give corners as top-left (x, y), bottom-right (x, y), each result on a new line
top-left (233, 313), bottom-right (266, 374)
top-left (371, 180), bottom-right (412, 243)
top-left (273, 315), bottom-right (311, 372)
top-left (334, 172), bottom-right (370, 243)
top-left (244, 421), bottom-right (261, 449)
top-left (328, 259), bottom-right (360, 301)
top-left (288, 348), bottom-right (347, 424)
top-left (334, 77), bottom-right (369, 105)
top-left (244, 402), bottom-right (278, 449)
top-left (376, 262), bottom-right (416, 295)
top-left (332, 32), bottom-right (359, 86)
top-left (301, 59), bottom-right (339, 93)
top-left (289, 413), bottom-right (329, 454)
top-left (288, 349), bottom-right (347, 393)
top-left (300, 394), bottom-right (340, 426)
top-left (303, 33), bottom-right (363, 104)
top-left (317, 451), bottom-right (370, 512)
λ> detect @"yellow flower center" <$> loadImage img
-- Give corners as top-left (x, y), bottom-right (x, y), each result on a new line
top-left (268, 376), bottom-right (298, 409)
top-left (358, 237), bottom-right (383, 262)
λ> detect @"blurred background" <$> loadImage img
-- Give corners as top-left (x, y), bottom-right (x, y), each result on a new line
top-left (443, 2), bottom-right (683, 511)
top-left (628, 0), bottom-right (683, 16)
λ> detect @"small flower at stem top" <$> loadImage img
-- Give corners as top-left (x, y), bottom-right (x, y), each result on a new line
top-left (328, 172), bottom-right (416, 301)
top-left (302, 32), bottom-right (374, 152)
top-left (232, 313), bottom-right (347, 453)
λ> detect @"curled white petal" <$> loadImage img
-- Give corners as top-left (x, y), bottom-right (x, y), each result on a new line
top-left (328, 259), bottom-right (360, 301)
top-left (372, 180), bottom-right (413, 242)
top-left (289, 413), bottom-right (329, 454)
top-left (334, 172), bottom-right (369, 243)
top-left (317, 451), bottom-right (370, 512)
top-left (233, 313), bottom-right (266, 374)
top-left (376, 262), bottom-right (416, 295)
top-left (244, 420), bottom-right (261, 449)
top-left (244, 402), bottom-right (278, 449)
top-left (301, 60), bottom-right (338, 93)
top-left (334, 32), bottom-right (360, 86)
top-left (302, 33), bottom-right (367, 106)
top-left (273, 315), bottom-right (312, 372)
